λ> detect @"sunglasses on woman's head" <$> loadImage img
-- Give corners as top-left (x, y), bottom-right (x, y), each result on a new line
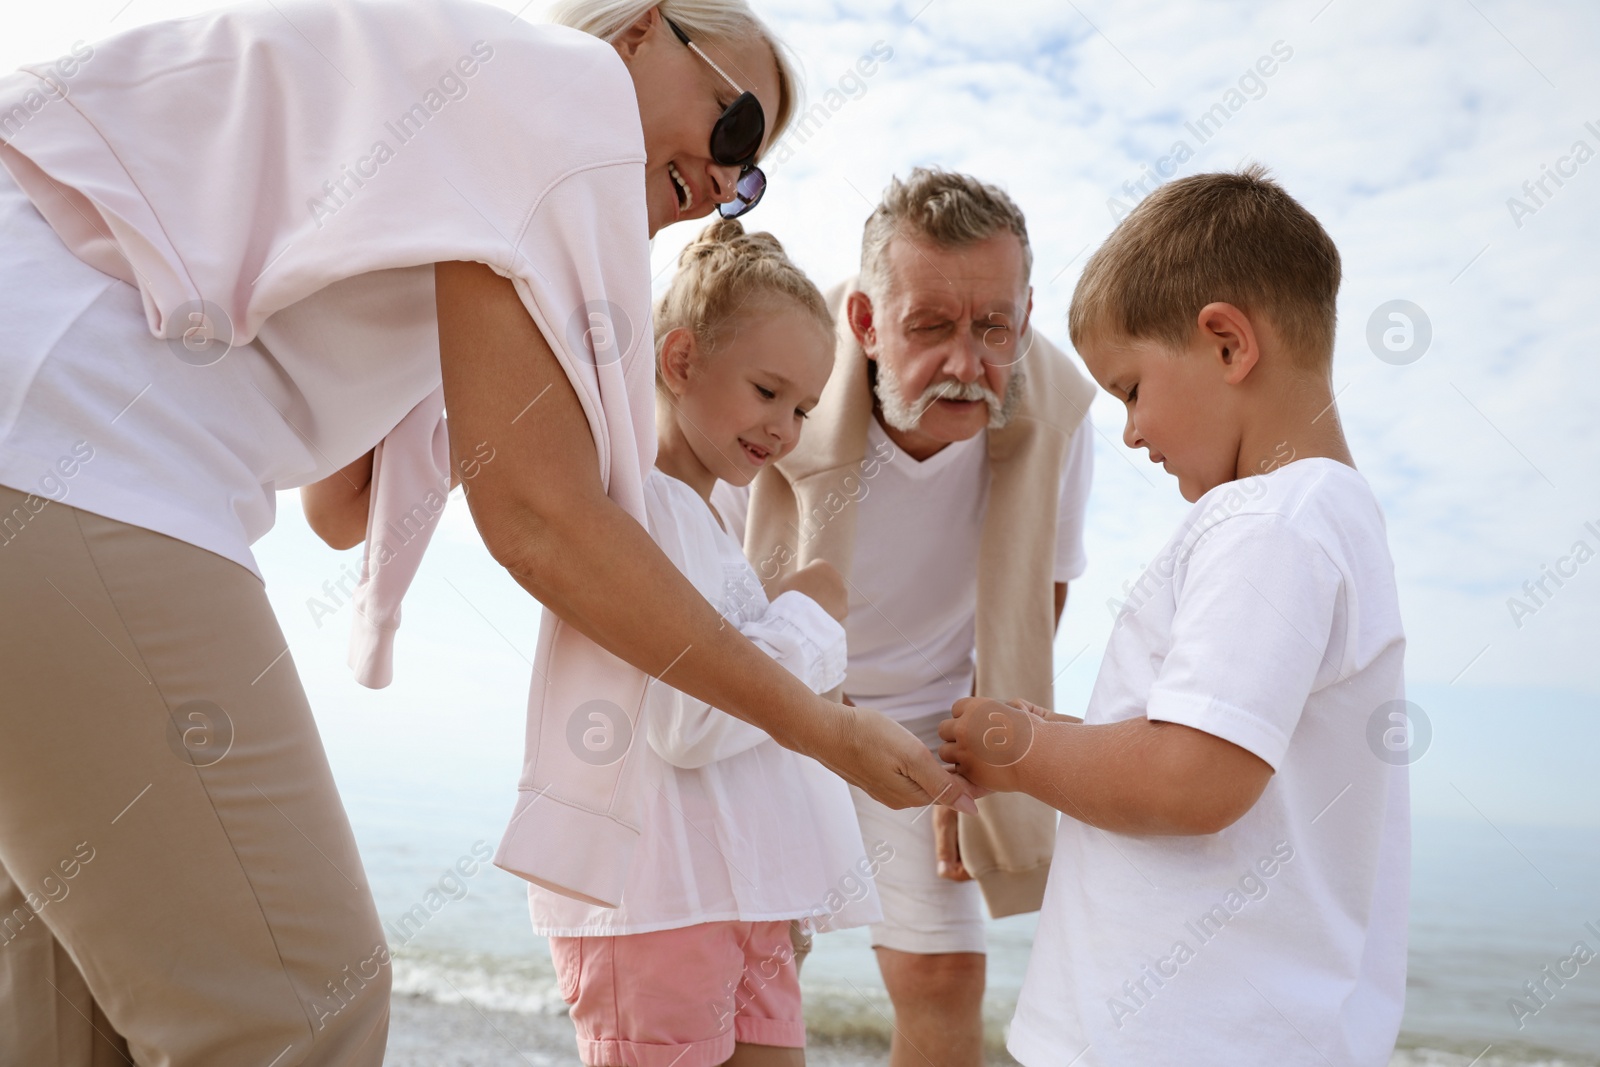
top-left (664, 16), bottom-right (767, 219)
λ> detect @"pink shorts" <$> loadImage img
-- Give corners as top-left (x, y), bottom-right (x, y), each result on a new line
top-left (549, 920), bottom-right (805, 1067)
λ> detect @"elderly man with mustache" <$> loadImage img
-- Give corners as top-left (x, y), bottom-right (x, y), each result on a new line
top-left (713, 167), bottom-right (1098, 1066)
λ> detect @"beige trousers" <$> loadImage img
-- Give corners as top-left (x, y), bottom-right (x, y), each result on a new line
top-left (0, 485), bottom-right (389, 1066)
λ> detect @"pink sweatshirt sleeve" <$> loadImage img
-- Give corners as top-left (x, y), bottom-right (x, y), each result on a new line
top-left (347, 387), bottom-right (451, 689)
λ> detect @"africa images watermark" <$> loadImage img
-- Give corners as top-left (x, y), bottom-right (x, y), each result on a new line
top-left (753, 438), bottom-right (895, 583)
top-left (0, 440), bottom-right (97, 550)
top-left (1506, 119), bottom-right (1600, 230)
top-left (1107, 40), bottom-right (1294, 221)
top-left (0, 40), bottom-right (95, 139)
top-left (305, 439), bottom-right (497, 629)
top-left (1506, 920), bottom-right (1600, 1032)
top-left (1505, 518), bottom-right (1599, 630)
top-left (309, 840), bottom-right (496, 1032)
top-left (0, 840), bottom-right (97, 951)
top-left (1366, 699), bottom-right (1431, 766)
top-left (763, 40), bottom-right (894, 169)
top-left (384, 839), bottom-right (497, 950)
top-left (1106, 841), bottom-right (1297, 1029)
top-left (307, 40), bottom-right (496, 229)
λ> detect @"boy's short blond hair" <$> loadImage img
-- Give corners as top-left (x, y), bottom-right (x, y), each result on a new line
top-left (1069, 164), bottom-right (1340, 371)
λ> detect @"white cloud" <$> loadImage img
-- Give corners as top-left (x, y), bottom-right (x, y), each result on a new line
top-left (670, 0), bottom-right (1600, 695)
top-left (4, 1), bottom-right (1593, 823)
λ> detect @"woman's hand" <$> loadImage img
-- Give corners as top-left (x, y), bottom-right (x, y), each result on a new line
top-left (772, 560), bottom-right (848, 622)
top-left (300, 450), bottom-right (375, 550)
top-left (824, 701), bottom-right (981, 813)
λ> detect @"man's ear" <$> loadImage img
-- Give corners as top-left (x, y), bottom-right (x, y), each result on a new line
top-left (1196, 301), bottom-right (1260, 385)
top-left (611, 7), bottom-right (660, 61)
top-left (658, 327), bottom-right (697, 398)
top-left (846, 290), bottom-right (878, 360)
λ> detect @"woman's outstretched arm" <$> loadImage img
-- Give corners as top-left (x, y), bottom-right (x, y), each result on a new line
top-left (434, 260), bottom-right (978, 813)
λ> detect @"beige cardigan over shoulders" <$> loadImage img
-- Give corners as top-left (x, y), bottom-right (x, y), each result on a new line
top-left (741, 278), bottom-right (1098, 918)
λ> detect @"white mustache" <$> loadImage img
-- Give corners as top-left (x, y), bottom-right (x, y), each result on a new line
top-left (875, 360), bottom-right (1026, 434)
top-left (904, 377), bottom-right (1005, 427)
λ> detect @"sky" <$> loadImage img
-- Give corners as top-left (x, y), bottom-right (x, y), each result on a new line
top-left (4, 0), bottom-right (1597, 831)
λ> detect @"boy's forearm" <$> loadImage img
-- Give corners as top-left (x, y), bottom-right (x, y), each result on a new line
top-left (1009, 719), bottom-right (1195, 834)
top-left (995, 716), bottom-right (1272, 836)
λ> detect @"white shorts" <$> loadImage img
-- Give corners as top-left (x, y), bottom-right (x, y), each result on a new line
top-left (849, 713), bottom-right (987, 956)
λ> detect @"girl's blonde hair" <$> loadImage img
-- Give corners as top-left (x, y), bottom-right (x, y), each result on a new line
top-left (653, 218), bottom-right (833, 385)
top-left (548, 1), bottom-right (803, 146)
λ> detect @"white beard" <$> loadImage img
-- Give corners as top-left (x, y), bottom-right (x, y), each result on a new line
top-left (875, 360), bottom-right (1026, 433)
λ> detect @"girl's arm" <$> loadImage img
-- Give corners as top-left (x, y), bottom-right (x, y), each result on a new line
top-left (435, 261), bottom-right (979, 813)
top-left (650, 590), bottom-right (845, 768)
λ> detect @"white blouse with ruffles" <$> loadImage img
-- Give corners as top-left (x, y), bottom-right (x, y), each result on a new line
top-left (528, 470), bottom-right (882, 936)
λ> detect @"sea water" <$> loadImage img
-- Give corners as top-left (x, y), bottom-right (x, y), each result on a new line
top-left (345, 783), bottom-right (1600, 1065)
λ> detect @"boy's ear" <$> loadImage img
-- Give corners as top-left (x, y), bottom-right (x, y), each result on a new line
top-left (1196, 301), bottom-right (1260, 385)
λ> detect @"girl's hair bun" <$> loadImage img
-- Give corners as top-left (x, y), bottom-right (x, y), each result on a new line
top-left (681, 217), bottom-right (748, 260)
top-left (655, 218), bottom-right (833, 375)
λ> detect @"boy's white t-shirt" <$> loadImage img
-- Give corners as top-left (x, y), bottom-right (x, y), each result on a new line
top-left (1008, 458), bottom-right (1409, 1067)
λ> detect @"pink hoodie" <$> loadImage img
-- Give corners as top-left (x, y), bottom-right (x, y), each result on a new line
top-left (0, 0), bottom-right (659, 907)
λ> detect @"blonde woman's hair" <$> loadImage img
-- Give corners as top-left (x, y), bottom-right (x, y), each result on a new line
top-left (548, 1), bottom-right (803, 148)
top-left (653, 218), bottom-right (833, 385)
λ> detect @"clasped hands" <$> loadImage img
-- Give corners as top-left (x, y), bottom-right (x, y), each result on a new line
top-left (931, 697), bottom-right (1079, 881)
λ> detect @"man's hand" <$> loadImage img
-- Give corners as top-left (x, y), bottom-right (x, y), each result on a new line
top-left (773, 559), bottom-right (849, 622)
top-left (932, 805), bottom-right (971, 881)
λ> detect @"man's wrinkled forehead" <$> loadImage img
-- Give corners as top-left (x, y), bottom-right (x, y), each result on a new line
top-left (877, 232), bottom-right (1029, 317)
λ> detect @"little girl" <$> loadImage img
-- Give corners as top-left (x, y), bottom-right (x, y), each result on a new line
top-left (528, 219), bottom-right (881, 1067)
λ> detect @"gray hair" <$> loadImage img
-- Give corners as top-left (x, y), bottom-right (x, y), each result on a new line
top-left (547, 1), bottom-right (803, 144)
top-left (858, 167), bottom-right (1033, 301)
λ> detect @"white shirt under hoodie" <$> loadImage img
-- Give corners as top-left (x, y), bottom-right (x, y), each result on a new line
top-left (528, 470), bottom-right (883, 936)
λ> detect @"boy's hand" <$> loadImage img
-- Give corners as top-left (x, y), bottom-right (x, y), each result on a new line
top-left (1006, 698), bottom-right (1084, 725)
top-left (938, 697), bottom-right (1047, 793)
top-left (774, 560), bottom-right (848, 622)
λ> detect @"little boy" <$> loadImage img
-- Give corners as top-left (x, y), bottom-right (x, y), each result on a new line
top-left (940, 166), bottom-right (1408, 1066)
